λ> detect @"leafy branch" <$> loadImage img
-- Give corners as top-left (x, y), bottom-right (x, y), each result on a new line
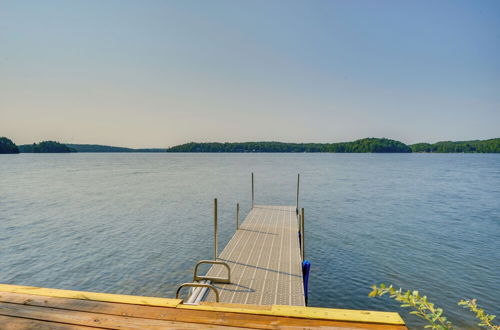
top-left (369, 283), bottom-right (498, 329)
top-left (369, 283), bottom-right (452, 329)
top-left (459, 299), bottom-right (499, 330)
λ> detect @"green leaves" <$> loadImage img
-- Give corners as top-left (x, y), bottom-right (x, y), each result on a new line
top-left (368, 284), bottom-right (499, 329)
top-left (458, 299), bottom-right (500, 329)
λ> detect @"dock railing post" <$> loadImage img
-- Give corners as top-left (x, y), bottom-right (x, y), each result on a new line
top-left (301, 208), bottom-right (305, 260)
top-left (214, 198), bottom-right (218, 260)
top-left (296, 173), bottom-right (300, 214)
top-left (251, 173), bottom-right (254, 209)
top-left (236, 202), bottom-right (240, 229)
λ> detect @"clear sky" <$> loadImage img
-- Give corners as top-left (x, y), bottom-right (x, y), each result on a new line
top-left (1, 0), bottom-right (499, 148)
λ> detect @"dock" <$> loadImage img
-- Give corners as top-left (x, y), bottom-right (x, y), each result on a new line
top-left (204, 205), bottom-right (304, 305)
top-left (0, 174), bottom-right (408, 329)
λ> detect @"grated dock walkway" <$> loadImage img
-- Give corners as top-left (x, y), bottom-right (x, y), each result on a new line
top-left (204, 205), bottom-right (305, 306)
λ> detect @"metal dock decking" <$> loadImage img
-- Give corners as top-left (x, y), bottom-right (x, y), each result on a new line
top-left (204, 205), bottom-right (305, 305)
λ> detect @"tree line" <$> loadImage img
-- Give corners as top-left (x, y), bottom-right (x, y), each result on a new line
top-left (19, 141), bottom-right (75, 153)
top-left (166, 138), bottom-right (412, 153)
top-left (2, 136), bottom-right (500, 154)
top-left (166, 138), bottom-right (500, 153)
top-left (0, 138), bottom-right (75, 153)
top-left (410, 139), bottom-right (500, 153)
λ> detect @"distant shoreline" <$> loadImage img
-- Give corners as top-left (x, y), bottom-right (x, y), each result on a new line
top-left (69, 138), bottom-right (499, 153)
top-left (2, 137), bottom-right (499, 154)
top-left (163, 138), bottom-right (500, 153)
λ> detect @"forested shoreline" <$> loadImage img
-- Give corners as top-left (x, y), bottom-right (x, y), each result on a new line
top-left (18, 141), bottom-right (75, 153)
top-left (167, 138), bottom-right (412, 153)
top-left (167, 138), bottom-right (500, 153)
top-left (1, 137), bottom-right (499, 153)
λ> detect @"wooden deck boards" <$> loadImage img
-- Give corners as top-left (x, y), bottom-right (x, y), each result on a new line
top-left (204, 205), bottom-right (305, 306)
top-left (0, 289), bottom-right (407, 329)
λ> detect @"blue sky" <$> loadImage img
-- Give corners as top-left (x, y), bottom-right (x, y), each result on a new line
top-left (1, 0), bottom-right (499, 147)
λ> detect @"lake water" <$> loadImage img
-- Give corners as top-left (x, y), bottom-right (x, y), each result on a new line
top-left (1, 153), bottom-right (499, 328)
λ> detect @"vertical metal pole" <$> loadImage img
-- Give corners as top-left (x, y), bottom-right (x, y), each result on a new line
top-left (214, 198), bottom-right (218, 260)
top-left (301, 208), bottom-right (305, 260)
top-left (236, 202), bottom-right (240, 229)
top-left (251, 172), bottom-right (254, 208)
top-left (298, 213), bottom-right (302, 256)
top-left (296, 173), bottom-right (300, 213)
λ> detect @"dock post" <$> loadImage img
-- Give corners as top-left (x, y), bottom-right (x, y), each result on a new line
top-left (214, 198), bottom-right (218, 260)
top-left (296, 174), bottom-right (300, 213)
top-left (251, 173), bottom-right (254, 208)
top-left (236, 203), bottom-right (240, 229)
top-left (301, 208), bottom-right (305, 260)
top-left (298, 213), bottom-right (302, 258)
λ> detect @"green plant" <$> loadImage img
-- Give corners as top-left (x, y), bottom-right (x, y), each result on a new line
top-left (369, 283), bottom-right (452, 329)
top-left (369, 283), bottom-right (498, 329)
top-left (459, 299), bottom-right (499, 329)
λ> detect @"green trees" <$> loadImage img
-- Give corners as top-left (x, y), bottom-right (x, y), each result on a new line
top-left (328, 138), bottom-right (412, 153)
top-left (1, 138), bottom-right (76, 153)
top-left (66, 144), bottom-right (134, 152)
top-left (167, 138), bottom-right (412, 153)
top-left (410, 139), bottom-right (500, 153)
top-left (0, 137), bottom-right (19, 154)
top-left (167, 138), bottom-right (500, 153)
top-left (19, 141), bottom-right (75, 153)
top-left (410, 143), bottom-right (433, 153)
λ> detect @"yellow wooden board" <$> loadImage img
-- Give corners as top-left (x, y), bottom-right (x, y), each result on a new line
top-left (178, 302), bottom-right (405, 325)
top-left (0, 283), bottom-right (404, 325)
top-left (272, 305), bottom-right (405, 324)
top-left (0, 284), bottom-right (181, 308)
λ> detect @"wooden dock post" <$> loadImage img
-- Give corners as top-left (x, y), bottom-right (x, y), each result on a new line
top-left (296, 174), bottom-right (300, 213)
top-left (251, 173), bottom-right (254, 208)
top-left (236, 203), bottom-right (240, 229)
top-left (301, 208), bottom-right (305, 260)
top-left (214, 198), bottom-right (218, 260)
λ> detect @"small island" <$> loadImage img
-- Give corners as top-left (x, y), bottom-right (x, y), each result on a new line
top-left (18, 141), bottom-right (76, 153)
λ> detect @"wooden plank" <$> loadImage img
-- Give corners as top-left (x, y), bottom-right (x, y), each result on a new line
top-left (179, 304), bottom-right (406, 325)
top-left (0, 314), bottom-right (99, 330)
top-left (0, 301), bottom-right (240, 329)
top-left (205, 205), bottom-right (305, 306)
top-left (0, 290), bottom-right (405, 325)
top-left (0, 284), bottom-right (181, 307)
top-left (0, 291), bottom-right (407, 329)
top-left (272, 305), bottom-right (405, 325)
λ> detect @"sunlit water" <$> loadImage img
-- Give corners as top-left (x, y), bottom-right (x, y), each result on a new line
top-left (1, 153), bottom-right (498, 328)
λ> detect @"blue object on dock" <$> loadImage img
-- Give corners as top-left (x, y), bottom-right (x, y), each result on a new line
top-left (302, 260), bottom-right (311, 305)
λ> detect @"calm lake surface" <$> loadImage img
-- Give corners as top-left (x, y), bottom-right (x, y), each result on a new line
top-left (1, 153), bottom-right (499, 328)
